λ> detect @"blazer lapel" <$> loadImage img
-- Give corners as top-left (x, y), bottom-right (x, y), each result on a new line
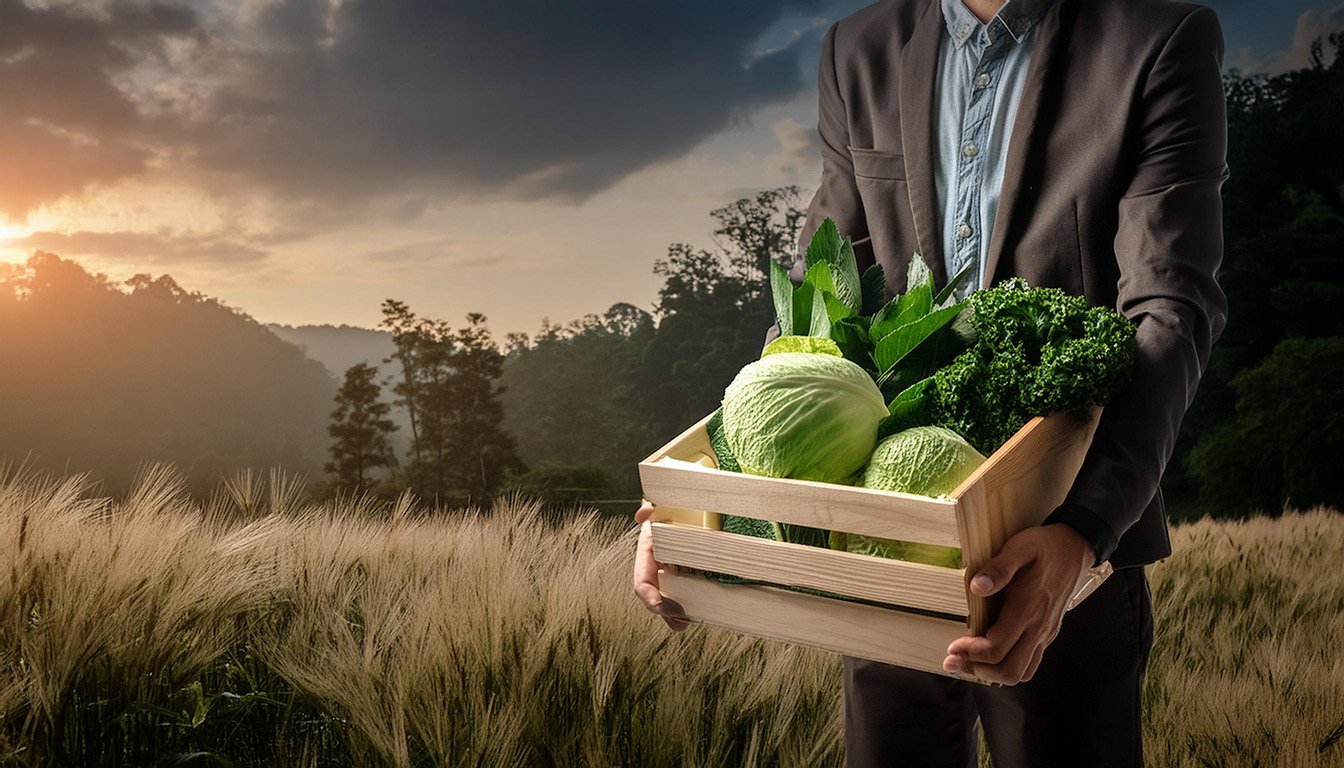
top-left (898, 0), bottom-right (948, 290)
top-left (981, 0), bottom-right (1068, 289)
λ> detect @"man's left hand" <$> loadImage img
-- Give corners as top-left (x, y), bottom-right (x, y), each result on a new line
top-left (943, 524), bottom-right (1095, 685)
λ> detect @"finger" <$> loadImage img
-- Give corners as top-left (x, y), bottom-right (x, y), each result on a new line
top-left (1021, 642), bottom-right (1047, 682)
top-left (947, 602), bottom-right (1031, 664)
top-left (662, 612), bottom-right (691, 632)
top-left (969, 538), bottom-right (1035, 597)
top-left (634, 575), bottom-right (691, 631)
top-left (968, 634), bottom-right (1037, 686)
top-left (633, 523), bottom-right (659, 592)
top-left (634, 501), bottom-right (655, 524)
top-left (632, 523), bottom-right (690, 631)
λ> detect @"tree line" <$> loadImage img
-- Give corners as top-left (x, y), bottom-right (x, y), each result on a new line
top-left (322, 187), bottom-right (804, 508)
top-left (324, 54), bottom-right (1344, 519)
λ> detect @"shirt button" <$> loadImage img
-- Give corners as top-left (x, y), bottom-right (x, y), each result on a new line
top-left (974, 72), bottom-right (991, 87)
top-left (958, 223), bottom-right (973, 238)
top-left (963, 142), bottom-right (979, 157)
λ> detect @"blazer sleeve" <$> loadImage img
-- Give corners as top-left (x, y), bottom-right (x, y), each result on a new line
top-left (1056, 7), bottom-right (1230, 563)
top-left (768, 21), bottom-right (872, 345)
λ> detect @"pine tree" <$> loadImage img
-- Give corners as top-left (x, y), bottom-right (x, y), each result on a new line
top-left (441, 313), bottom-right (525, 504)
top-left (380, 299), bottom-right (424, 466)
top-left (326, 362), bottom-right (398, 491)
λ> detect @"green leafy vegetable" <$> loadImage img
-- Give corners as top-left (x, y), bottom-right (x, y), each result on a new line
top-left (930, 278), bottom-right (1137, 454)
top-left (707, 409), bottom-right (775, 540)
top-left (763, 336), bottom-right (843, 357)
top-left (843, 426), bottom-right (987, 566)
top-left (860, 263), bottom-right (887, 315)
top-left (721, 352), bottom-right (887, 484)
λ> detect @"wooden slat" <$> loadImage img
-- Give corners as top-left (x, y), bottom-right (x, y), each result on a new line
top-left (952, 410), bottom-right (1104, 635)
top-left (658, 568), bottom-right (982, 683)
top-left (650, 522), bottom-right (969, 615)
top-left (643, 412), bottom-right (716, 465)
top-left (640, 458), bottom-right (960, 547)
top-left (639, 412), bottom-right (960, 547)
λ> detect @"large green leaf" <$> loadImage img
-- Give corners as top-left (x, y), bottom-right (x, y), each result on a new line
top-left (876, 306), bottom-right (972, 398)
top-left (907, 255), bottom-right (934, 292)
top-left (792, 281), bottom-right (816, 338)
top-left (832, 237), bottom-right (864, 312)
top-left (810, 287), bottom-right (834, 338)
top-left (804, 218), bottom-right (842, 270)
top-left (868, 297), bottom-right (899, 343)
top-left (829, 316), bottom-right (876, 372)
top-left (874, 302), bottom-right (964, 373)
top-left (877, 377), bottom-right (935, 438)
top-left (763, 335), bottom-right (843, 357)
top-left (935, 262), bottom-right (975, 308)
top-left (769, 260), bottom-right (794, 337)
top-left (823, 291), bottom-right (857, 323)
top-left (803, 260), bottom-right (838, 295)
top-left (860, 263), bottom-right (887, 315)
top-left (893, 279), bottom-right (933, 326)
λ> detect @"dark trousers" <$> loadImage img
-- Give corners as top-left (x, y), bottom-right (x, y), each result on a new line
top-left (843, 566), bottom-right (1154, 768)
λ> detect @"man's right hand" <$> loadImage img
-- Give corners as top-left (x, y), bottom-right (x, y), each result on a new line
top-left (633, 501), bottom-right (690, 632)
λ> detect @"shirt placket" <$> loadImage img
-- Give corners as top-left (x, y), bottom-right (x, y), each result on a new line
top-left (950, 20), bottom-right (1012, 296)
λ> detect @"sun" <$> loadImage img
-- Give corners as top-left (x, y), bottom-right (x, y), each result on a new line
top-left (0, 223), bottom-right (23, 242)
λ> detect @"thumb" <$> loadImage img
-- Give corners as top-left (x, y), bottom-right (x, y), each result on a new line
top-left (970, 540), bottom-right (1032, 597)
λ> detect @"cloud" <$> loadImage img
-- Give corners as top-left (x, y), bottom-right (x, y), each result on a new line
top-left (3, 228), bottom-right (268, 265)
top-left (1230, 5), bottom-right (1344, 74)
top-left (768, 117), bottom-right (822, 179)
top-left (0, 0), bottom-right (201, 219)
top-left (192, 0), bottom-right (823, 206)
top-left (364, 237), bottom-right (480, 265)
top-left (0, 0), bottom-right (828, 223)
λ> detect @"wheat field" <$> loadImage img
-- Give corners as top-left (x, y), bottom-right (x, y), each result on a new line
top-left (0, 465), bottom-right (1340, 767)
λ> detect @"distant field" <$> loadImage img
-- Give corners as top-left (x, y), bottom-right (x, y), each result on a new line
top-left (0, 467), bottom-right (1340, 767)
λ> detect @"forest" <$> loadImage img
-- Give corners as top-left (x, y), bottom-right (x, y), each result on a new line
top-left (1, 58), bottom-right (1341, 519)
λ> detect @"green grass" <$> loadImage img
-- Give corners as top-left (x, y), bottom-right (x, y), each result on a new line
top-left (0, 465), bottom-right (1340, 767)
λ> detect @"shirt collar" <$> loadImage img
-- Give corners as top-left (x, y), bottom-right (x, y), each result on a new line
top-left (940, 0), bottom-right (1052, 49)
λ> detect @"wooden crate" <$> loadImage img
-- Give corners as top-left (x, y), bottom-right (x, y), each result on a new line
top-left (638, 410), bottom-right (1113, 684)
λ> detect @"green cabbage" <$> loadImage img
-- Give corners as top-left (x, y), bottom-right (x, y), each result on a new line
top-left (847, 426), bottom-right (986, 567)
top-left (721, 352), bottom-right (887, 484)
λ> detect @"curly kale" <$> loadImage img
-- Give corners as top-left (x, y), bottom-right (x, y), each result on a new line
top-left (929, 279), bottom-right (1137, 455)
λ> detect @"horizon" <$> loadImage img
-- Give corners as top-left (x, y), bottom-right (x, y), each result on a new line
top-left (1, 0), bottom-right (1341, 338)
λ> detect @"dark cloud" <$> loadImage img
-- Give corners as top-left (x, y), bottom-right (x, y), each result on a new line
top-left (0, 0), bottom-right (200, 218)
top-left (194, 0), bottom-right (823, 204)
top-left (4, 229), bottom-right (268, 265)
top-left (0, 0), bottom-right (826, 220)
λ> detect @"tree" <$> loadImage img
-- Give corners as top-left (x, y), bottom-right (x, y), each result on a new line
top-left (400, 316), bottom-right (455, 500)
top-left (385, 307), bottom-right (524, 505)
top-left (502, 463), bottom-right (613, 507)
top-left (380, 300), bottom-right (424, 466)
top-left (325, 362), bottom-right (398, 492)
top-left (439, 313), bottom-right (525, 504)
top-left (0, 252), bottom-right (335, 498)
top-left (500, 187), bottom-right (804, 499)
top-left (1186, 337), bottom-right (1344, 515)
top-left (501, 304), bottom-right (655, 497)
top-left (1161, 54), bottom-right (1344, 517)
top-left (709, 185), bottom-right (805, 299)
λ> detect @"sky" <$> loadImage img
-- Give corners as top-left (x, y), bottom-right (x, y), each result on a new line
top-left (1, 0), bottom-right (1341, 337)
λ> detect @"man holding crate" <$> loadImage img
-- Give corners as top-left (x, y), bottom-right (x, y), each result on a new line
top-left (635, 0), bottom-right (1227, 764)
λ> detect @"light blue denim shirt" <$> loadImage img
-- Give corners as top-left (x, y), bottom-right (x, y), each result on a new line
top-left (933, 0), bottom-right (1053, 296)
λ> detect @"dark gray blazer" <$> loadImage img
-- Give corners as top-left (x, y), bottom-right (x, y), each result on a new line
top-left (792, 0), bottom-right (1228, 566)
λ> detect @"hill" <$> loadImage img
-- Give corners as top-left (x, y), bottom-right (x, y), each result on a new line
top-left (0, 253), bottom-right (336, 495)
top-left (267, 322), bottom-right (397, 382)
top-left (267, 322), bottom-right (414, 456)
